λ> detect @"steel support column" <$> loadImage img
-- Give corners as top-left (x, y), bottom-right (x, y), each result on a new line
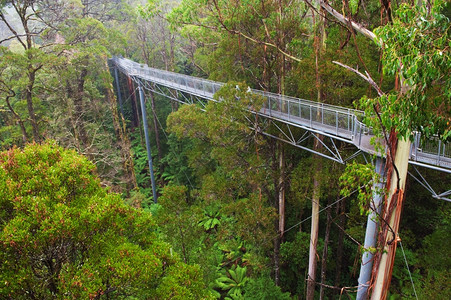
top-left (356, 157), bottom-right (386, 299)
top-left (138, 83), bottom-right (158, 203)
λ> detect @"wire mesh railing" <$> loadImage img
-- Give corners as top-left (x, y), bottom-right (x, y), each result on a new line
top-left (111, 56), bottom-right (450, 170)
top-left (113, 56), bottom-right (363, 140)
top-left (411, 132), bottom-right (450, 168)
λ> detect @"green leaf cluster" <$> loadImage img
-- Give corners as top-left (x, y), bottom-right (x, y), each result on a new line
top-left (363, 0), bottom-right (451, 141)
top-left (0, 141), bottom-right (212, 299)
top-left (340, 162), bottom-right (379, 216)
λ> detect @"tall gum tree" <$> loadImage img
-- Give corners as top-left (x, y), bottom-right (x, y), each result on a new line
top-left (310, 0), bottom-right (450, 298)
top-left (306, 5), bottom-right (327, 299)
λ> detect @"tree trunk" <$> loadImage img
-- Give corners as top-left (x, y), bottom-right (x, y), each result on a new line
top-left (4, 92), bottom-right (28, 143)
top-left (319, 195), bottom-right (333, 299)
top-left (104, 61), bottom-right (138, 192)
top-left (334, 197), bottom-right (346, 289)
top-left (272, 140), bottom-right (282, 286)
top-left (148, 91), bottom-right (162, 161)
top-left (307, 7), bottom-right (326, 300)
top-left (274, 142), bottom-right (285, 287)
top-left (73, 68), bottom-right (89, 149)
top-left (307, 156), bottom-right (322, 300)
top-left (370, 138), bottom-right (410, 299)
top-left (279, 143), bottom-right (285, 239)
top-left (66, 80), bottom-right (81, 151)
top-left (23, 5), bottom-right (40, 142)
top-left (26, 68), bottom-right (40, 142)
top-left (128, 77), bottom-right (140, 128)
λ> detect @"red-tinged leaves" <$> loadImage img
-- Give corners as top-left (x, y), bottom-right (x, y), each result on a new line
top-left (0, 142), bottom-right (212, 299)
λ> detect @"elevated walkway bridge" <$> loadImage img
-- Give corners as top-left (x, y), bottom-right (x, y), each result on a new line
top-left (111, 56), bottom-right (450, 174)
top-left (110, 56), bottom-right (450, 300)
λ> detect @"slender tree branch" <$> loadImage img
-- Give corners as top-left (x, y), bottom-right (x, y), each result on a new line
top-left (0, 12), bottom-right (27, 49)
top-left (210, 0), bottom-right (303, 62)
top-left (309, 0), bottom-right (380, 43)
top-left (332, 61), bottom-right (383, 96)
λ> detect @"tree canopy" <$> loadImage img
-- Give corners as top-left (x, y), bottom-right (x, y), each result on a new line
top-left (0, 0), bottom-right (450, 299)
top-left (0, 141), bottom-right (212, 299)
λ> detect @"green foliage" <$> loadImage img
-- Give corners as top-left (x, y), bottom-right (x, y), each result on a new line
top-left (389, 245), bottom-right (421, 298)
top-left (0, 142), bottom-right (212, 299)
top-left (131, 133), bottom-right (155, 201)
top-left (161, 133), bottom-right (196, 187)
top-left (213, 265), bottom-right (248, 299)
top-left (362, 0), bottom-right (451, 141)
top-left (243, 276), bottom-right (291, 300)
top-left (280, 231), bottom-right (311, 295)
top-left (340, 162), bottom-right (379, 216)
top-left (349, 0), bottom-right (359, 15)
top-left (138, 0), bottom-right (162, 19)
top-left (199, 205), bottom-right (222, 232)
top-left (157, 184), bottom-right (204, 264)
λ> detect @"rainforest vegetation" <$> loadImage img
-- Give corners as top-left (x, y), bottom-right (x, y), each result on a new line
top-left (0, 0), bottom-right (450, 299)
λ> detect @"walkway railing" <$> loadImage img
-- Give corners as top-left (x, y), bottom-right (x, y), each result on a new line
top-left (111, 56), bottom-right (450, 171)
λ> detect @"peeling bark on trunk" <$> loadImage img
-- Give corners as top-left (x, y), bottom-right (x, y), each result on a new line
top-left (370, 137), bottom-right (410, 299)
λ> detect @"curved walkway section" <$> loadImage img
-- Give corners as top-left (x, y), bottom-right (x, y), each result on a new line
top-left (111, 56), bottom-right (450, 172)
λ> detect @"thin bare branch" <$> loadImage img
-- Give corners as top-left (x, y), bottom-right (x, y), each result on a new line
top-left (332, 61), bottom-right (384, 96)
top-left (308, 0), bottom-right (380, 44)
top-left (0, 12), bottom-right (27, 49)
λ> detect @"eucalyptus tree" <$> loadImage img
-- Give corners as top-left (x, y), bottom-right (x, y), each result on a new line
top-left (0, 0), bottom-right (51, 143)
top-left (0, 0), bottom-right (137, 190)
top-left (311, 0), bottom-right (450, 298)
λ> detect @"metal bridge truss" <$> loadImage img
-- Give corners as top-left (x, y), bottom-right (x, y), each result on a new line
top-left (111, 56), bottom-right (450, 200)
top-left (133, 73), bottom-right (366, 165)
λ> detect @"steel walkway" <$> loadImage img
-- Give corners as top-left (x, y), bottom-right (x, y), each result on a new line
top-left (111, 56), bottom-right (450, 173)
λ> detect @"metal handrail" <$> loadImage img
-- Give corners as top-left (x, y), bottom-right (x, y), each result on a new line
top-left (111, 56), bottom-right (450, 170)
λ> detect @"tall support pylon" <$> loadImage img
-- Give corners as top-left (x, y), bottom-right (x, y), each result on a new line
top-left (138, 82), bottom-right (158, 203)
top-left (356, 157), bottom-right (386, 299)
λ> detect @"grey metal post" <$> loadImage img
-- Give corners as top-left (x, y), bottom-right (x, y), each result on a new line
top-left (114, 67), bottom-right (125, 116)
top-left (356, 157), bottom-right (386, 300)
top-left (336, 111), bottom-right (339, 135)
top-left (438, 140), bottom-right (442, 164)
top-left (288, 99), bottom-right (290, 119)
top-left (138, 83), bottom-right (158, 203)
top-left (309, 105), bottom-right (312, 127)
top-left (347, 109), bottom-right (350, 132)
